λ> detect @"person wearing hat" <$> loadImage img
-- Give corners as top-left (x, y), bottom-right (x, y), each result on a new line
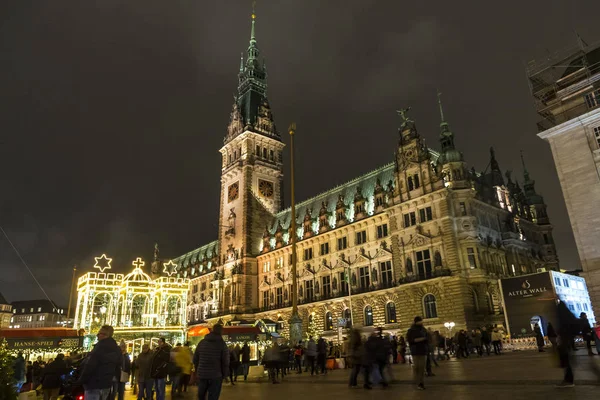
top-left (406, 316), bottom-right (428, 390)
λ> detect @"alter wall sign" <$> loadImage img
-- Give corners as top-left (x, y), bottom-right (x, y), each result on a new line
top-left (500, 272), bottom-right (557, 337)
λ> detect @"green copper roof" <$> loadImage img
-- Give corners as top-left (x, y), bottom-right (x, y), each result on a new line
top-left (174, 240), bottom-right (219, 269)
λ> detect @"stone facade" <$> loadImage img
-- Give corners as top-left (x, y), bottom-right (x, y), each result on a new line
top-left (175, 12), bottom-right (559, 340)
top-left (539, 110), bottom-right (600, 308)
top-left (529, 43), bottom-right (600, 310)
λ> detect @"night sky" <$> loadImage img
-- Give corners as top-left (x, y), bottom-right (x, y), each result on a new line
top-left (1, 1), bottom-right (598, 306)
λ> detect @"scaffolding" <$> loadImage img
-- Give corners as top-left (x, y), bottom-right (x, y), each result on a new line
top-left (527, 37), bottom-right (600, 132)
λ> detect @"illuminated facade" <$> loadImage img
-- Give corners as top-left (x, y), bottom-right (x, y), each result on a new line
top-left (73, 255), bottom-right (189, 347)
top-left (174, 11), bottom-right (559, 339)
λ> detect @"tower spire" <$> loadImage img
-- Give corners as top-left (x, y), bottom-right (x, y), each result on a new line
top-left (520, 150), bottom-right (531, 182)
top-left (239, 52), bottom-right (244, 73)
top-left (437, 90), bottom-right (445, 123)
top-left (250, 1), bottom-right (256, 42)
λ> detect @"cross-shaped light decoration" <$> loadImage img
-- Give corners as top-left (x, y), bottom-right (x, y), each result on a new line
top-left (163, 260), bottom-right (178, 277)
top-left (93, 254), bottom-right (113, 273)
top-left (132, 257), bottom-right (145, 270)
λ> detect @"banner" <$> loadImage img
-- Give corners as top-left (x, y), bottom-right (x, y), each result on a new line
top-left (500, 272), bottom-right (557, 337)
top-left (5, 337), bottom-right (83, 349)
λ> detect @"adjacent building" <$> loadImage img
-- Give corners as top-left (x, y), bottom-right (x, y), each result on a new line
top-left (0, 293), bottom-right (12, 328)
top-left (171, 11), bottom-right (560, 339)
top-left (10, 299), bottom-right (67, 329)
top-left (528, 39), bottom-right (600, 310)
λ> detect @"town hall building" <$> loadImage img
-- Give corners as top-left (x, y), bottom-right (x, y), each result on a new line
top-left (172, 11), bottom-right (559, 339)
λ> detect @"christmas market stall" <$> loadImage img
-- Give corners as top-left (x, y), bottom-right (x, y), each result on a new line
top-left (0, 328), bottom-right (83, 361)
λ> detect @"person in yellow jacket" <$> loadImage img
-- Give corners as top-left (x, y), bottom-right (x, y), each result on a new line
top-left (172, 343), bottom-right (193, 396)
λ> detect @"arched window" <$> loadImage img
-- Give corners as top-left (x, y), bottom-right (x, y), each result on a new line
top-left (423, 294), bottom-right (437, 319)
top-left (386, 302), bottom-right (397, 324)
top-left (406, 258), bottom-right (413, 274)
top-left (364, 306), bottom-right (373, 326)
top-left (408, 177), bottom-right (414, 191)
top-left (344, 308), bottom-right (352, 325)
top-left (325, 311), bottom-right (333, 331)
top-left (308, 313), bottom-right (313, 324)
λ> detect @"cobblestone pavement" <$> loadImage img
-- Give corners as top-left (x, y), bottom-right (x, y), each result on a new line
top-left (124, 350), bottom-right (600, 399)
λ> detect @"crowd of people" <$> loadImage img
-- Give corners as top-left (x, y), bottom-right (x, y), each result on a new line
top-left (10, 306), bottom-right (600, 399)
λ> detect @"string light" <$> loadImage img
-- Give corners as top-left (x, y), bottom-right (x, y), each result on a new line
top-left (163, 260), bottom-right (178, 277)
top-left (93, 254), bottom-right (112, 273)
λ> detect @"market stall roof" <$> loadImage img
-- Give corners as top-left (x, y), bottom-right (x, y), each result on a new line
top-left (187, 326), bottom-right (211, 337)
top-left (0, 328), bottom-right (79, 338)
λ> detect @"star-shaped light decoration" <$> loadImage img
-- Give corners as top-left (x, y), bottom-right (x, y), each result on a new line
top-left (94, 254), bottom-right (113, 273)
top-left (163, 260), bottom-right (178, 277)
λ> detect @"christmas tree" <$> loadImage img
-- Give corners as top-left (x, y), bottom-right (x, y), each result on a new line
top-left (0, 339), bottom-right (17, 400)
top-left (306, 316), bottom-right (322, 340)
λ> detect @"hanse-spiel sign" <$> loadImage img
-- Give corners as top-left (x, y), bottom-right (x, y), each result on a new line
top-left (5, 337), bottom-right (83, 349)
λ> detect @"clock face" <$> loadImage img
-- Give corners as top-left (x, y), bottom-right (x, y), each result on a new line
top-left (258, 179), bottom-right (274, 198)
top-left (228, 182), bottom-right (239, 202)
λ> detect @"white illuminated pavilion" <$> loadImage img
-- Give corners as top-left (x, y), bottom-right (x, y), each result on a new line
top-left (73, 255), bottom-right (189, 350)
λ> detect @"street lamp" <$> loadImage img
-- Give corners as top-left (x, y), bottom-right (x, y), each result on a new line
top-left (444, 321), bottom-right (455, 350)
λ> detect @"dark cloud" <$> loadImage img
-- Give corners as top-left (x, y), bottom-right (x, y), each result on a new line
top-left (1, 0), bottom-right (596, 304)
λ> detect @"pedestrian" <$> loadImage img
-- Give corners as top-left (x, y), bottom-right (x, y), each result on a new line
top-left (390, 336), bottom-right (398, 364)
top-left (115, 343), bottom-right (131, 400)
top-left (398, 336), bottom-right (407, 363)
top-left (135, 344), bottom-right (154, 400)
top-left (13, 351), bottom-right (26, 393)
top-left (457, 330), bottom-right (468, 358)
top-left (241, 342), bottom-right (251, 380)
top-left (348, 329), bottom-right (368, 389)
top-left (579, 312), bottom-right (595, 356)
top-left (473, 329), bottom-right (483, 357)
top-left (305, 337), bottom-right (317, 375)
top-left (317, 337), bottom-right (327, 375)
top-left (491, 329), bottom-right (503, 355)
top-left (150, 338), bottom-right (171, 400)
top-left (263, 341), bottom-right (280, 384)
top-left (278, 342), bottom-right (290, 379)
top-left (193, 324), bottom-right (229, 400)
top-left (179, 342), bottom-right (194, 393)
top-left (534, 323), bottom-right (545, 352)
top-left (78, 325), bottom-right (123, 400)
top-left (228, 345), bottom-right (240, 385)
top-left (481, 327), bottom-right (491, 356)
top-left (426, 328), bottom-right (439, 376)
top-left (173, 342), bottom-right (192, 396)
top-left (557, 301), bottom-right (581, 388)
top-left (41, 353), bottom-right (68, 400)
top-left (32, 356), bottom-right (46, 389)
top-left (547, 322), bottom-right (558, 350)
top-left (293, 343), bottom-right (303, 374)
top-left (407, 316), bottom-right (428, 390)
top-left (594, 323), bottom-right (600, 355)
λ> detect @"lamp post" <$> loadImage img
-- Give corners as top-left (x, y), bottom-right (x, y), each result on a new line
top-left (444, 321), bottom-right (455, 351)
top-left (288, 122), bottom-right (303, 346)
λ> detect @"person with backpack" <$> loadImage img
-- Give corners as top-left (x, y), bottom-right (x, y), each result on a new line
top-left (293, 343), bottom-right (304, 374)
top-left (150, 338), bottom-right (171, 400)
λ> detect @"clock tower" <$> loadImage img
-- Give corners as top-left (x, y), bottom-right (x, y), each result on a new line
top-left (217, 10), bottom-right (285, 314)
